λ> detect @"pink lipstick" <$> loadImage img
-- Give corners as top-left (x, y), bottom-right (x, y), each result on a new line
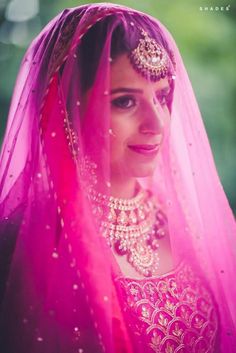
top-left (128, 144), bottom-right (160, 155)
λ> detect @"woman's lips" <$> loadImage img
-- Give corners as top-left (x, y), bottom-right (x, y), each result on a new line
top-left (128, 144), bottom-right (160, 155)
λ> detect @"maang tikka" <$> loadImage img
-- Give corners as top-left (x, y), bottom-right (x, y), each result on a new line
top-left (129, 29), bottom-right (172, 82)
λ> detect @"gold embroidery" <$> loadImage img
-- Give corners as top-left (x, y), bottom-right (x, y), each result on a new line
top-left (157, 313), bottom-right (168, 327)
top-left (117, 263), bottom-right (218, 352)
top-left (151, 331), bottom-right (162, 346)
top-left (165, 342), bottom-right (175, 353)
top-left (141, 306), bottom-right (151, 319)
top-left (172, 323), bottom-right (183, 337)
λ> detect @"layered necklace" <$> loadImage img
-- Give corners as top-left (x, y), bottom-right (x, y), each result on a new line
top-left (90, 187), bottom-right (168, 277)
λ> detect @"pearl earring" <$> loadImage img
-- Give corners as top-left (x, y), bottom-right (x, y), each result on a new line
top-left (109, 128), bottom-right (116, 137)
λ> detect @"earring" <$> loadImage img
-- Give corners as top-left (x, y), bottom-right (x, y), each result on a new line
top-left (109, 128), bottom-right (116, 137)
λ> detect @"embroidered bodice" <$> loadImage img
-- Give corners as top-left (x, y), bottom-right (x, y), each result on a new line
top-left (116, 263), bottom-right (218, 353)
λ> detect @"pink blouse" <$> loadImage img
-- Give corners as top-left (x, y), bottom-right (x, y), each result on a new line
top-left (115, 262), bottom-right (219, 353)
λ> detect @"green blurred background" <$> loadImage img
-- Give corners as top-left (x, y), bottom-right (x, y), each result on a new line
top-left (0, 0), bottom-right (235, 212)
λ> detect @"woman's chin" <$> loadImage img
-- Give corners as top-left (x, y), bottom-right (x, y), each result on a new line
top-left (129, 163), bottom-right (156, 178)
top-left (110, 160), bottom-right (157, 180)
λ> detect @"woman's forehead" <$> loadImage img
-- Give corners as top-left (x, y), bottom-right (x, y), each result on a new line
top-left (110, 55), bottom-right (170, 92)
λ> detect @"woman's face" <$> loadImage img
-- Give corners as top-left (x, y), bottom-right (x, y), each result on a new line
top-left (110, 54), bottom-right (171, 179)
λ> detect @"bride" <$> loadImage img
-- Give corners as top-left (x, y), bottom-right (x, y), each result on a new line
top-left (0, 3), bottom-right (235, 353)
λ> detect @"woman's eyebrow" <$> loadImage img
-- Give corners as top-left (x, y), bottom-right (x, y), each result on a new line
top-left (110, 86), bottom-right (171, 95)
top-left (110, 87), bottom-right (143, 94)
top-left (110, 86), bottom-right (170, 94)
top-left (156, 86), bottom-right (171, 95)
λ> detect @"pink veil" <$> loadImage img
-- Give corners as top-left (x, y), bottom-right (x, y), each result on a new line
top-left (0, 4), bottom-right (235, 352)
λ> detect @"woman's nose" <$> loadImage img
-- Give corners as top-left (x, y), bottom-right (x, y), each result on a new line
top-left (139, 99), bottom-right (164, 135)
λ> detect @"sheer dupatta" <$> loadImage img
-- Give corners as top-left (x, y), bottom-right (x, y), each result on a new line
top-left (0, 4), bottom-right (235, 353)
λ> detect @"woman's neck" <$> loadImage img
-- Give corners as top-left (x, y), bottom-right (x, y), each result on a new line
top-left (110, 175), bottom-right (138, 199)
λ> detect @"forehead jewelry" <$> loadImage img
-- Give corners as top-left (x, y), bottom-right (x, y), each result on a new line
top-left (129, 29), bottom-right (171, 82)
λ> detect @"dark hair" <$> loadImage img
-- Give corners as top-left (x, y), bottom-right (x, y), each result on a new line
top-left (79, 13), bottom-right (175, 93)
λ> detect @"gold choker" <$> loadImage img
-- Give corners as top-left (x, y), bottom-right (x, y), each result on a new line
top-left (90, 188), bottom-right (168, 277)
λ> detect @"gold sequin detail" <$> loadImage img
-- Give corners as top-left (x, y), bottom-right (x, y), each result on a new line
top-left (116, 263), bottom-right (218, 353)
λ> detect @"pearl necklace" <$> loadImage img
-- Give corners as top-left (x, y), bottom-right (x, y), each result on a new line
top-left (90, 188), bottom-right (168, 277)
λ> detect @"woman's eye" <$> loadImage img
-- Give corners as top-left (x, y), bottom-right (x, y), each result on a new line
top-left (157, 95), bottom-right (168, 106)
top-left (111, 96), bottom-right (136, 109)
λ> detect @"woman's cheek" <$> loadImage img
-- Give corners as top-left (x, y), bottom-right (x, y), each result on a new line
top-left (111, 113), bottom-right (137, 138)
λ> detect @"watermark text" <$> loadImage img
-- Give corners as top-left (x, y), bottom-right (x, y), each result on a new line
top-left (199, 5), bottom-right (230, 11)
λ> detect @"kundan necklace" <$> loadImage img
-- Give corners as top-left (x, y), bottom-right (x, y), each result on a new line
top-left (90, 187), bottom-right (168, 277)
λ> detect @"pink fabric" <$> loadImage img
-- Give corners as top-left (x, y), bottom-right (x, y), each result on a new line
top-left (117, 262), bottom-right (219, 352)
top-left (0, 4), bottom-right (235, 353)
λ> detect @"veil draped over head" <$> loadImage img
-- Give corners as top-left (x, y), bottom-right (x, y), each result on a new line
top-left (0, 3), bottom-right (235, 353)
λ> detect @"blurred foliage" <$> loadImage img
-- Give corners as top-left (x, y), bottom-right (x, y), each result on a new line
top-left (0, 0), bottom-right (235, 212)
